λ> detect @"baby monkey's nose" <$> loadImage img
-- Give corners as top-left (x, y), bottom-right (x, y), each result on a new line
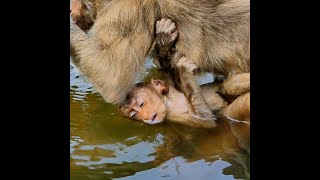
top-left (151, 113), bottom-right (158, 121)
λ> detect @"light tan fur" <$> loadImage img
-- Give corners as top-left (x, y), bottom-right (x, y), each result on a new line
top-left (70, 0), bottom-right (250, 106)
top-left (119, 22), bottom-right (249, 128)
top-left (220, 73), bottom-right (250, 98)
top-left (219, 92), bottom-right (250, 150)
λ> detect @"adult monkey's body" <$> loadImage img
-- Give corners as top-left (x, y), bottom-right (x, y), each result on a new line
top-left (70, 0), bottom-right (250, 122)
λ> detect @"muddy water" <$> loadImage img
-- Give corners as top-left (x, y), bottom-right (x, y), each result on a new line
top-left (70, 59), bottom-right (250, 180)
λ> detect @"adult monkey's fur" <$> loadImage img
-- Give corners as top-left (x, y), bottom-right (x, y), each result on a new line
top-left (70, 0), bottom-right (250, 107)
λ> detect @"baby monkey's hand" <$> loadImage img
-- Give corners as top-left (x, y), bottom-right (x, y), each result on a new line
top-left (156, 18), bottom-right (178, 52)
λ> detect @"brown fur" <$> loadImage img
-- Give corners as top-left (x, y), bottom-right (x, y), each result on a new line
top-left (119, 24), bottom-right (248, 128)
top-left (158, 0), bottom-right (250, 120)
top-left (119, 75), bottom-right (251, 128)
top-left (174, 57), bottom-right (217, 122)
top-left (120, 21), bottom-right (219, 128)
top-left (220, 72), bottom-right (250, 99)
top-left (70, 0), bottom-right (98, 31)
top-left (220, 92), bottom-right (250, 122)
top-left (219, 92), bottom-right (250, 150)
top-left (151, 18), bottom-right (218, 125)
top-left (70, 0), bottom-right (250, 105)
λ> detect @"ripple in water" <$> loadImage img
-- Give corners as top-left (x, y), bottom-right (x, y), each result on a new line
top-left (70, 57), bottom-right (250, 180)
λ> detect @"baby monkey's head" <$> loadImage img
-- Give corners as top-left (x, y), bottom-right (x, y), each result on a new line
top-left (120, 78), bottom-right (169, 124)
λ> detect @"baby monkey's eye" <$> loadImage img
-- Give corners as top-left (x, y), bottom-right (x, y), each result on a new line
top-left (129, 111), bottom-right (137, 118)
top-left (140, 102), bottom-right (144, 107)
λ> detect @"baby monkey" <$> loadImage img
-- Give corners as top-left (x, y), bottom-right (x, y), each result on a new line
top-left (120, 19), bottom-right (250, 128)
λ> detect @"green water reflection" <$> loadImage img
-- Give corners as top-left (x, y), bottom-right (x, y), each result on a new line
top-left (70, 60), bottom-right (250, 180)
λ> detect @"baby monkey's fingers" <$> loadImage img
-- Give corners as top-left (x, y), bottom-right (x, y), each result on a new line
top-left (170, 30), bottom-right (178, 42)
top-left (163, 18), bottom-right (173, 31)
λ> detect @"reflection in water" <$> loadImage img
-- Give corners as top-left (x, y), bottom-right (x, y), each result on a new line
top-left (70, 60), bottom-right (250, 180)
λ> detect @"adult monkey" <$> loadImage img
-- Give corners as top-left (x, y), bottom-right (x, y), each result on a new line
top-left (70, 0), bottom-right (250, 123)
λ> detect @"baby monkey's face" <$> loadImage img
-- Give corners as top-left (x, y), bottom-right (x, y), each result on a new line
top-left (121, 79), bottom-right (169, 124)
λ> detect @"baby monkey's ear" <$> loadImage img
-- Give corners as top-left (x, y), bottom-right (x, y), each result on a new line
top-left (150, 78), bottom-right (169, 95)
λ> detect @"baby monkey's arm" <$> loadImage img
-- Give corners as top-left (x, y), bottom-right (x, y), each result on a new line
top-left (150, 18), bottom-right (216, 125)
top-left (149, 18), bottom-right (178, 86)
top-left (152, 18), bottom-right (178, 69)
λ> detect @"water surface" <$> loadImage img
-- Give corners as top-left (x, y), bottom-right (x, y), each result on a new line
top-left (70, 59), bottom-right (250, 180)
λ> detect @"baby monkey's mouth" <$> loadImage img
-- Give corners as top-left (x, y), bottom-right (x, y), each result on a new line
top-left (143, 118), bottom-right (163, 125)
top-left (142, 113), bottom-right (162, 125)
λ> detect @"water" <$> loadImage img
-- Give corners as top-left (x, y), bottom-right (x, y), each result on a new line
top-left (70, 59), bottom-right (250, 180)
